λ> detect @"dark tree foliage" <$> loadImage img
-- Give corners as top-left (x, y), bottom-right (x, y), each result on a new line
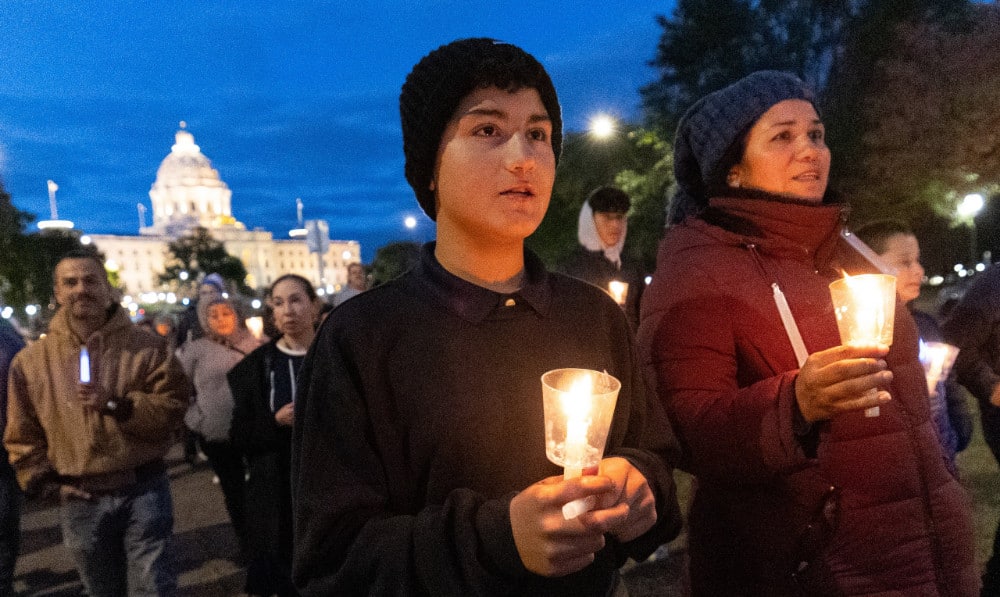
top-left (0, 182), bottom-right (34, 309)
top-left (852, 4), bottom-right (999, 222)
top-left (30, 231), bottom-right (91, 322)
top-left (641, 0), bottom-right (970, 142)
top-left (823, 0), bottom-right (972, 194)
top-left (369, 241), bottom-right (421, 287)
top-left (641, 0), bottom-right (852, 135)
top-left (0, 181), bottom-right (88, 316)
top-left (159, 227), bottom-right (250, 295)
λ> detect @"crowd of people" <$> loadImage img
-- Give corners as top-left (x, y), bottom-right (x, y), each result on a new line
top-left (0, 37), bottom-right (995, 597)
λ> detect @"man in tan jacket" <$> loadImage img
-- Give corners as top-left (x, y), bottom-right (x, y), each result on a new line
top-left (5, 250), bottom-right (189, 596)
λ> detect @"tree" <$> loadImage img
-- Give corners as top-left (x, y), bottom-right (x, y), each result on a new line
top-left (822, 0), bottom-right (971, 197)
top-left (613, 129), bottom-right (674, 274)
top-left (0, 181), bottom-right (34, 309)
top-left (641, 0), bottom-right (854, 135)
top-left (0, 181), bottom-right (89, 319)
top-left (159, 227), bottom-right (249, 295)
top-left (850, 4), bottom-right (1000, 223)
top-left (369, 241), bottom-right (420, 287)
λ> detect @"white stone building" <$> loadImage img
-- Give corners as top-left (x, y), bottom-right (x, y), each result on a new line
top-left (87, 126), bottom-right (360, 298)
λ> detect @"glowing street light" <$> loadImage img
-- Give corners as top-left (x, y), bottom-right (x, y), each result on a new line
top-left (588, 114), bottom-right (616, 139)
top-left (404, 216), bottom-right (418, 230)
top-left (958, 193), bottom-right (986, 265)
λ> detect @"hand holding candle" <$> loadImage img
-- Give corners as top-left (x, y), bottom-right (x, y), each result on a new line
top-left (829, 273), bottom-right (896, 417)
top-left (541, 368), bottom-right (620, 519)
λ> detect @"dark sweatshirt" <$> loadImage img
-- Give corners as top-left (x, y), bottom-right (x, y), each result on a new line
top-left (291, 243), bottom-right (681, 596)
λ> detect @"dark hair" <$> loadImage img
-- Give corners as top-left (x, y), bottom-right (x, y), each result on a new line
top-left (852, 219), bottom-right (914, 254)
top-left (270, 273), bottom-right (317, 302)
top-left (53, 249), bottom-right (107, 284)
top-left (400, 38), bottom-right (562, 220)
top-left (587, 186), bottom-right (631, 214)
top-left (56, 248), bottom-right (104, 269)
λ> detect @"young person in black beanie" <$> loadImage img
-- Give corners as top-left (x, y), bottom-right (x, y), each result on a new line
top-left (637, 70), bottom-right (978, 595)
top-left (291, 38), bottom-right (681, 596)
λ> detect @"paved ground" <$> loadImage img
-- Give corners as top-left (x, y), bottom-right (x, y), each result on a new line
top-left (12, 444), bottom-right (690, 596)
top-left (14, 445), bottom-right (245, 596)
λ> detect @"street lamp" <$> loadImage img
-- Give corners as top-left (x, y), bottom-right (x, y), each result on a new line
top-left (958, 193), bottom-right (985, 265)
top-left (588, 114), bottom-right (616, 139)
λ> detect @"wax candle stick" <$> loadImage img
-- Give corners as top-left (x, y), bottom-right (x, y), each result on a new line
top-left (541, 368), bottom-right (621, 520)
top-left (561, 376), bottom-right (595, 519)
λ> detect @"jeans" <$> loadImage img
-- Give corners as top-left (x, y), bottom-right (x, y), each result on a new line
top-left (60, 471), bottom-right (176, 597)
top-left (0, 471), bottom-right (20, 597)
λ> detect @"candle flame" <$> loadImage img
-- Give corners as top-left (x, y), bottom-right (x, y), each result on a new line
top-left (562, 374), bottom-right (594, 424)
top-left (607, 281), bottom-right (628, 305)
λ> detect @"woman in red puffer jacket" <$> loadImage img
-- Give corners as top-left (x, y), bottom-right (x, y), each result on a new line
top-left (637, 71), bottom-right (978, 596)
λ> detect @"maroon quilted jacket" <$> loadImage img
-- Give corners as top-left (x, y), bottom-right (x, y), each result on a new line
top-left (637, 192), bottom-right (978, 596)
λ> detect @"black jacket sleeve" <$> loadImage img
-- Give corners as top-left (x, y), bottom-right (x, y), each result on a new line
top-left (229, 343), bottom-right (282, 456)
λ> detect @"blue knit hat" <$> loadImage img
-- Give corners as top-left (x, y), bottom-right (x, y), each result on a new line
top-left (400, 38), bottom-right (562, 221)
top-left (201, 273), bottom-right (225, 292)
top-left (670, 71), bottom-right (816, 223)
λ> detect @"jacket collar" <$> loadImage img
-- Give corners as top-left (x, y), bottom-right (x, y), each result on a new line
top-left (48, 303), bottom-right (132, 344)
top-left (696, 189), bottom-right (846, 264)
top-left (415, 242), bottom-right (552, 323)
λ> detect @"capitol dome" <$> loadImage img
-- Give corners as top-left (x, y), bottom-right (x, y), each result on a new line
top-left (146, 124), bottom-right (243, 235)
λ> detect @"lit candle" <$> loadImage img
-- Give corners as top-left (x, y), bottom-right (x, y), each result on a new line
top-left (245, 316), bottom-right (264, 340)
top-left (607, 281), bottom-right (629, 306)
top-left (919, 340), bottom-right (960, 395)
top-left (80, 347), bottom-right (91, 384)
top-left (541, 368), bottom-right (621, 520)
top-left (829, 273), bottom-right (897, 417)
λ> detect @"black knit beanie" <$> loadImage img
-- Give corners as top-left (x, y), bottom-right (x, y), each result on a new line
top-left (400, 38), bottom-right (563, 221)
top-left (670, 70), bottom-right (816, 224)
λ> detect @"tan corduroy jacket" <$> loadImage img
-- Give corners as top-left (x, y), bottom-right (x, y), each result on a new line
top-left (4, 305), bottom-right (189, 493)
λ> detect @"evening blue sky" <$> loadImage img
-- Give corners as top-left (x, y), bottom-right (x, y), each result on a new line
top-left (0, 2), bottom-right (676, 261)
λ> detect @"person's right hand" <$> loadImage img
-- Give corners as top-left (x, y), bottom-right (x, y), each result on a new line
top-left (509, 472), bottom-right (627, 577)
top-left (795, 343), bottom-right (893, 422)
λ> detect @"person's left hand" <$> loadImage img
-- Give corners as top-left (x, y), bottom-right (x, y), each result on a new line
top-left (274, 403), bottom-right (294, 427)
top-left (588, 457), bottom-right (656, 542)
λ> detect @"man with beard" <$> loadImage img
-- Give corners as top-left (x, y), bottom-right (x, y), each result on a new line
top-left (4, 250), bottom-right (189, 596)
